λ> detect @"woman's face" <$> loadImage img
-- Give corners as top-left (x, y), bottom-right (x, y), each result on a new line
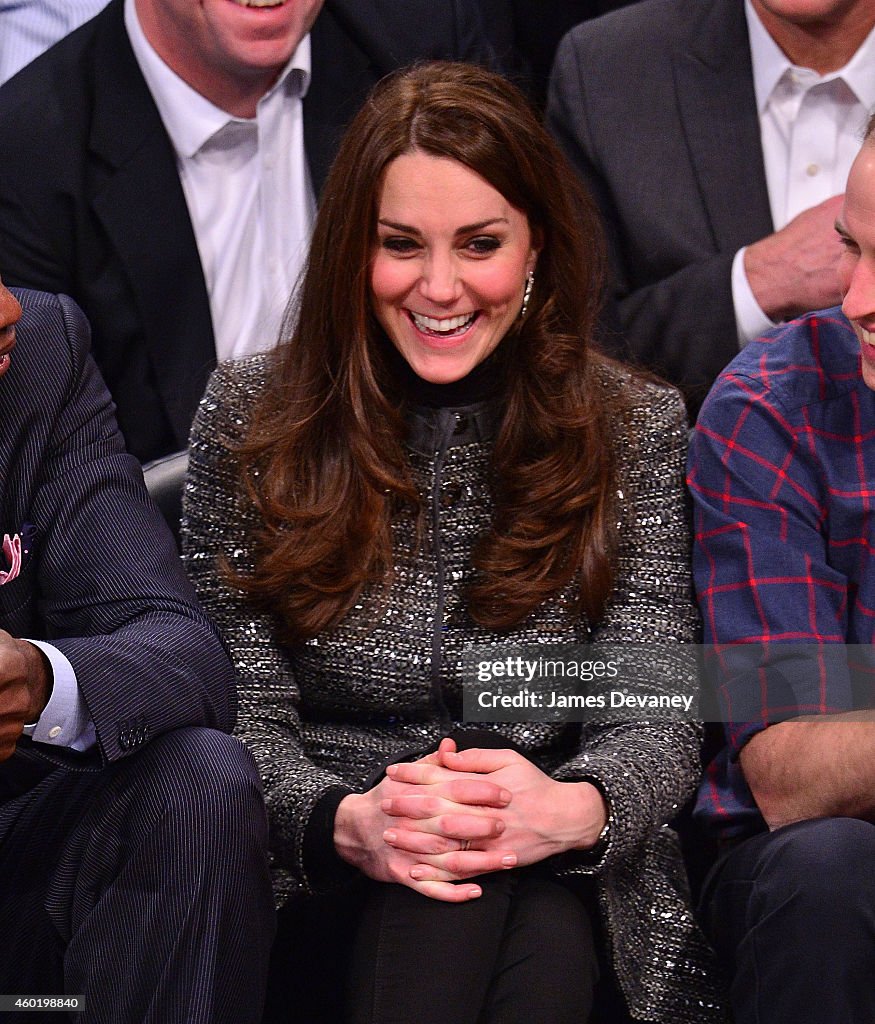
top-left (370, 151), bottom-right (538, 384)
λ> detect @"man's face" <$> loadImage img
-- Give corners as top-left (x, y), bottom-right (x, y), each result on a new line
top-left (0, 278), bottom-right (21, 380)
top-left (135, 0), bottom-right (324, 113)
top-left (837, 140), bottom-right (875, 390)
top-left (751, 0), bottom-right (869, 24)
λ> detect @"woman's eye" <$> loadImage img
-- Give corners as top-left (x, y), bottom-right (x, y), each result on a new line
top-left (382, 237), bottom-right (419, 255)
top-left (838, 233), bottom-right (860, 255)
top-left (466, 236), bottom-right (501, 255)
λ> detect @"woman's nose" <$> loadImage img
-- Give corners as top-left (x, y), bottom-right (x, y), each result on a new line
top-left (419, 253), bottom-right (461, 305)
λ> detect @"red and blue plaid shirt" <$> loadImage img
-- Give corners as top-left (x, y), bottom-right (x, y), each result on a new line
top-left (688, 308), bottom-right (875, 837)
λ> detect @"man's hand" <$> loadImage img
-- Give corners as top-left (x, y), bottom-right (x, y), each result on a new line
top-left (745, 194), bottom-right (845, 323)
top-left (0, 631), bottom-right (52, 760)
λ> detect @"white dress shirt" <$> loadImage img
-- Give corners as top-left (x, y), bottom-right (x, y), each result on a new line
top-left (732, 1), bottom-right (875, 345)
top-left (0, 0), bottom-right (109, 84)
top-left (124, 0), bottom-right (316, 361)
top-left (22, 641), bottom-right (95, 751)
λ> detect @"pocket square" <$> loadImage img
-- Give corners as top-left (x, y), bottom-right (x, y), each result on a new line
top-left (0, 534), bottom-right (22, 585)
top-left (0, 523), bottom-right (34, 586)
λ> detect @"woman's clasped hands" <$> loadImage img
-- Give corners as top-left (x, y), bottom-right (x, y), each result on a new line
top-left (334, 738), bottom-right (608, 903)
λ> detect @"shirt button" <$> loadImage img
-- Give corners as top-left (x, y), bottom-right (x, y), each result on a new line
top-left (806, 163), bottom-right (820, 177)
top-left (49, 726), bottom-right (61, 738)
top-left (441, 482), bottom-right (463, 508)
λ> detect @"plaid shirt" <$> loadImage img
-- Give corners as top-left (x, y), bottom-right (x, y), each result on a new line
top-left (688, 308), bottom-right (875, 836)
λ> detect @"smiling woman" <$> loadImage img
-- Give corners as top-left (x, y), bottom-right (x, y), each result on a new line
top-left (371, 153), bottom-right (538, 384)
top-left (182, 61), bottom-right (724, 1024)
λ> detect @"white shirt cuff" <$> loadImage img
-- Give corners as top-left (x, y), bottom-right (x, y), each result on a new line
top-left (732, 246), bottom-right (778, 348)
top-left (21, 640), bottom-right (97, 751)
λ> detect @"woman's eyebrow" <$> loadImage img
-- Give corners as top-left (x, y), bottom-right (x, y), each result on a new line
top-left (377, 217), bottom-right (509, 234)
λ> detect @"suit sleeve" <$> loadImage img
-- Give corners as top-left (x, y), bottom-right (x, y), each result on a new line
top-left (546, 31), bottom-right (741, 407)
top-left (21, 293), bottom-right (236, 760)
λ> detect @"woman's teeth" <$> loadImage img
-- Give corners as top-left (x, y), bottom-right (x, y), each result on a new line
top-left (410, 311), bottom-right (476, 336)
top-left (230, 0), bottom-right (286, 7)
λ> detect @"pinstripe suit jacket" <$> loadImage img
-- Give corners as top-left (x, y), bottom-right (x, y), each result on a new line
top-left (0, 288), bottom-right (236, 808)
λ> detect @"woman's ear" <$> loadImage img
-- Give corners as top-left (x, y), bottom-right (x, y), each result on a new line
top-left (527, 227), bottom-right (544, 274)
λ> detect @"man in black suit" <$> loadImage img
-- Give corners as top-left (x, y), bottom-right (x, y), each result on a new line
top-left (0, 0), bottom-right (493, 462)
top-left (0, 280), bottom-right (274, 1021)
top-left (547, 0), bottom-right (875, 413)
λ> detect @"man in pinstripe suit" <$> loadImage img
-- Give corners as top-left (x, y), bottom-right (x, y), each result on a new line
top-left (0, 280), bottom-right (274, 1022)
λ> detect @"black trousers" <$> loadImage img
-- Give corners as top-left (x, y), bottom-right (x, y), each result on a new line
top-left (348, 870), bottom-right (598, 1024)
top-left (0, 728), bottom-right (276, 1024)
top-left (699, 817), bottom-right (875, 1024)
top-left (267, 868), bottom-right (605, 1024)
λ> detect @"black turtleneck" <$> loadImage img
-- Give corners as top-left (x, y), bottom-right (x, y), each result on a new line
top-left (379, 332), bottom-right (508, 409)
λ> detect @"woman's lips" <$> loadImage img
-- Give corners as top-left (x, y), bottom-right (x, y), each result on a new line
top-left (407, 310), bottom-right (479, 346)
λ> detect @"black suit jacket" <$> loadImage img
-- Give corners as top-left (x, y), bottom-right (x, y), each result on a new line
top-left (0, 288), bottom-right (235, 803)
top-left (547, 0), bottom-right (773, 412)
top-left (0, 0), bottom-right (493, 462)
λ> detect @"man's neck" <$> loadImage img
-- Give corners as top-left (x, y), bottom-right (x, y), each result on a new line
top-left (174, 70), bottom-right (277, 120)
top-left (751, 1), bottom-right (875, 74)
top-left (133, 1), bottom-right (279, 118)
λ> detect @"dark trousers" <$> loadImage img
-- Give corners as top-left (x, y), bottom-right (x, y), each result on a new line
top-left (0, 728), bottom-right (276, 1024)
top-left (267, 869), bottom-right (602, 1024)
top-left (699, 817), bottom-right (875, 1024)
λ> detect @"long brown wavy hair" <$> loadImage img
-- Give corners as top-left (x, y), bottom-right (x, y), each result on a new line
top-left (236, 61), bottom-right (622, 644)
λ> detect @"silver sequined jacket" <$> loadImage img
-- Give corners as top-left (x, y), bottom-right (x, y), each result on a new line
top-left (182, 355), bottom-right (726, 1023)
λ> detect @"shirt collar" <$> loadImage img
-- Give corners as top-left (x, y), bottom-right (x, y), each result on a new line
top-left (746, 0), bottom-right (875, 114)
top-left (123, 0), bottom-right (311, 159)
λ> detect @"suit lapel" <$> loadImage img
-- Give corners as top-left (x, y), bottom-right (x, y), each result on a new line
top-left (673, 0), bottom-right (773, 250)
top-left (85, 1), bottom-right (215, 445)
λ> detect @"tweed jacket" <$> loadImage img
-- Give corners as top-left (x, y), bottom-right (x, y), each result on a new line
top-left (183, 355), bottom-right (725, 1023)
